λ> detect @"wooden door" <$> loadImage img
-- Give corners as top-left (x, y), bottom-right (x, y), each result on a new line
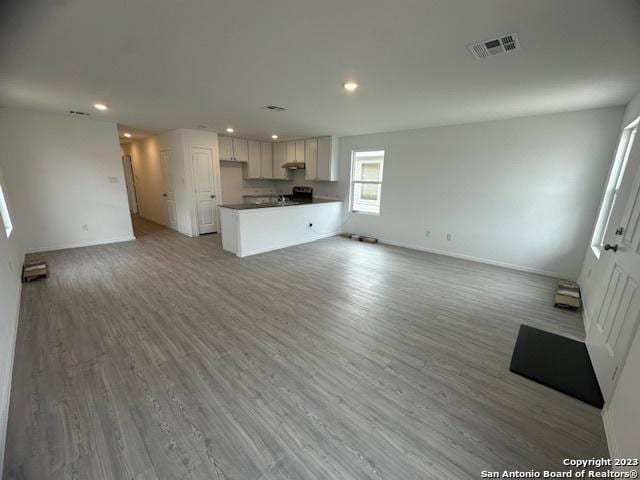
top-left (304, 139), bottom-right (318, 180)
top-left (191, 147), bottom-right (217, 234)
top-left (588, 125), bottom-right (640, 400)
top-left (160, 149), bottom-right (177, 229)
top-left (246, 141), bottom-right (262, 178)
top-left (260, 142), bottom-right (273, 179)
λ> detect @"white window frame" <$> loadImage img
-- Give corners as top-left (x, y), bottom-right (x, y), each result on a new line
top-left (350, 149), bottom-right (385, 216)
top-left (591, 116), bottom-right (638, 258)
top-left (0, 168), bottom-right (13, 238)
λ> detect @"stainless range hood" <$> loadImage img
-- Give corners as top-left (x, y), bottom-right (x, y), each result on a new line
top-left (282, 162), bottom-right (305, 170)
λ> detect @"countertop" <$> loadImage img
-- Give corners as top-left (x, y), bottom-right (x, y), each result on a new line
top-left (220, 198), bottom-right (342, 210)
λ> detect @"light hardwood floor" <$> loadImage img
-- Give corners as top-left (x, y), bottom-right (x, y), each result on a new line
top-left (4, 216), bottom-right (607, 479)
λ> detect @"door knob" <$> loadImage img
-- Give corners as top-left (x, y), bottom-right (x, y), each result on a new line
top-left (162, 193), bottom-right (167, 197)
top-left (604, 244), bottom-right (618, 252)
top-left (615, 227), bottom-right (624, 235)
top-left (210, 195), bottom-right (216, 198)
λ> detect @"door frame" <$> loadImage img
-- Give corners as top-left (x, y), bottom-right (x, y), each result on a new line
top-left (188, 144), bottom-right (221, 236)
top-left (121, 154), bottom-right (139, 214)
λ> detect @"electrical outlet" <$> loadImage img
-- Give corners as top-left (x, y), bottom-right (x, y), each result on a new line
top-left (425, 231), bottom-right (431, 239)
top-left (8, 261), bottom-right (14, 273)
top-left (446, 233), bottom-right (453, 241)
top-left (82, 224), bottom-right (89, 231)
top-left (108, 176), bottom-right (119, 183)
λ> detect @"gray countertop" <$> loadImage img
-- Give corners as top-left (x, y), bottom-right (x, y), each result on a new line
top-left (220, 198), bottom-right (342, 210)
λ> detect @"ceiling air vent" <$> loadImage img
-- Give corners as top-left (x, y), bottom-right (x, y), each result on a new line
top-left (468, 33), bottom-right (520, 59)
top-left (69, 110), bottom-right (90, 116)
top-left (262, 105), bottom-right (287, 112)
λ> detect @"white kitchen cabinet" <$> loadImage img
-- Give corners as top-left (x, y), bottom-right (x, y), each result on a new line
top-left (304, 138), bottom-right (318, 180)
top-left (316, 136), bottom-right (339, 181)
top-left (295, 140), bottom-right (305, 163)
top-left (245, 141), bottom-right (274, 179)
top-left (273, 142), bottom-right (288, 180)
top-left (260, 142), bottom-right (273, 179)
top-left (246, 140), bottom-right (262, 178)
top-left (232, 138), bottom-right (249, 162)
top-left (286, 141), bottom-right (296, 164)
top-left (219, 135), bottom-right (234, 161)
top-left (219, 135), bottom-right (249, 163)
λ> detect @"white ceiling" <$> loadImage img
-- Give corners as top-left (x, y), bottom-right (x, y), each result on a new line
top-left (1, 0), bottom-right (639, 141)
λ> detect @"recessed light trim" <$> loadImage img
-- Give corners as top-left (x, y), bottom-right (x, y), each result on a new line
top-left (93, 103), bottom-right (109, 111)
top-left (343, 81), bottom-right (359, 92)
top-left (123, 132), bottom-right (132, 138)
top-left (271, 134), bottom-right (279, 139)
top-left (226, 127), bottom-right (234, 133)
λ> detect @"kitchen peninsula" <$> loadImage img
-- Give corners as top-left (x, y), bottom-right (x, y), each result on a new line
top-left (220, 198), bottom-right (342, 257)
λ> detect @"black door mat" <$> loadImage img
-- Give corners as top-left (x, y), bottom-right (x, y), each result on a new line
top-left (510, 325), bottom-right (604, 408)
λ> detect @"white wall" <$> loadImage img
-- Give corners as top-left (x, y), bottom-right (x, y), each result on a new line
top-left (337, 106), bottom-right (624, 279)
top-left (0, 166), bottom-right (23, 476)
top-left (579, 90), bottom-right (640, 463)
top-left (0, 109), bottom-right (134, 252)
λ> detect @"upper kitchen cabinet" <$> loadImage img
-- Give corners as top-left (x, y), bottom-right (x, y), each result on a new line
top-left (295, 140), bottom-right (305, 163)
top-left (232, 137), bottom-right (249, 162)
top-left (246, 140), bottom-right (262, 178)
top-left (273, 142), bottom-right (289, 180)
top-left (260, 142), bottom-right (273, 179)
top-left (246, 141), bottom-right (274, 179)
top-left (219, 135), bottom-right (234, 161)
top-left (304, 138), bottom-right (318, 181)
top-left (315, 136), bottom-right (339, 181)
top-left (286, 141), bottom-right (296, 164)
top-left (218, 135), bottom-right (249, 162)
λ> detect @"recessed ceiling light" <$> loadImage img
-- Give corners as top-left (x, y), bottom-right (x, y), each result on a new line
top-left (93, 103), bottom-right (109, 111)
top-left (271, 134), bottom-right (279, 139)
top-left (123, 132), bottom-right (132, 138)
top-left (226, 127), bottom-right (234, 133)
top-left (343, 81), bottom-right (359, 92)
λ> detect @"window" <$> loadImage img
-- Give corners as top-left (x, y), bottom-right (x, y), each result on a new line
top-left (350, 150), bottom-right (385, 215)
top-left (591, 117), bottom-right (638, 256)
top-left (0, 179), bottom-right (13, 238)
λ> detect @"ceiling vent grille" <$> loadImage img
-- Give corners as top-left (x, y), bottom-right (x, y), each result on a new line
top-left (262, 105), bottom-right (287, 112)
top-left (468, 33), bottom-right (520, 59)
top-left (69, 110), bottom-right (90, 116)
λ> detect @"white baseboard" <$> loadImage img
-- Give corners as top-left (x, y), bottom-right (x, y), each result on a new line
top-left (26, 235), bottom-right (136, 254)
top-left (379, 239), bottom-right (572, 279)
top-left (239, 231), bottom-right (339, 257)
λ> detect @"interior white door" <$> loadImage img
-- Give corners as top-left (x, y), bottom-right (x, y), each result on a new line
top-left (588, 133), bottom-right (640, 401)
top-left (191, 146), bottom-right (217, 234)
top-left (121, 155), bottom-right (138, 214)
top-left (160, 149), bottom-right (178, 229)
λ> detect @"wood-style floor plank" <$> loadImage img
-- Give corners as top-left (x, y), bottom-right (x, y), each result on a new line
top-left (3, 215), bottom-right (606, 480)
